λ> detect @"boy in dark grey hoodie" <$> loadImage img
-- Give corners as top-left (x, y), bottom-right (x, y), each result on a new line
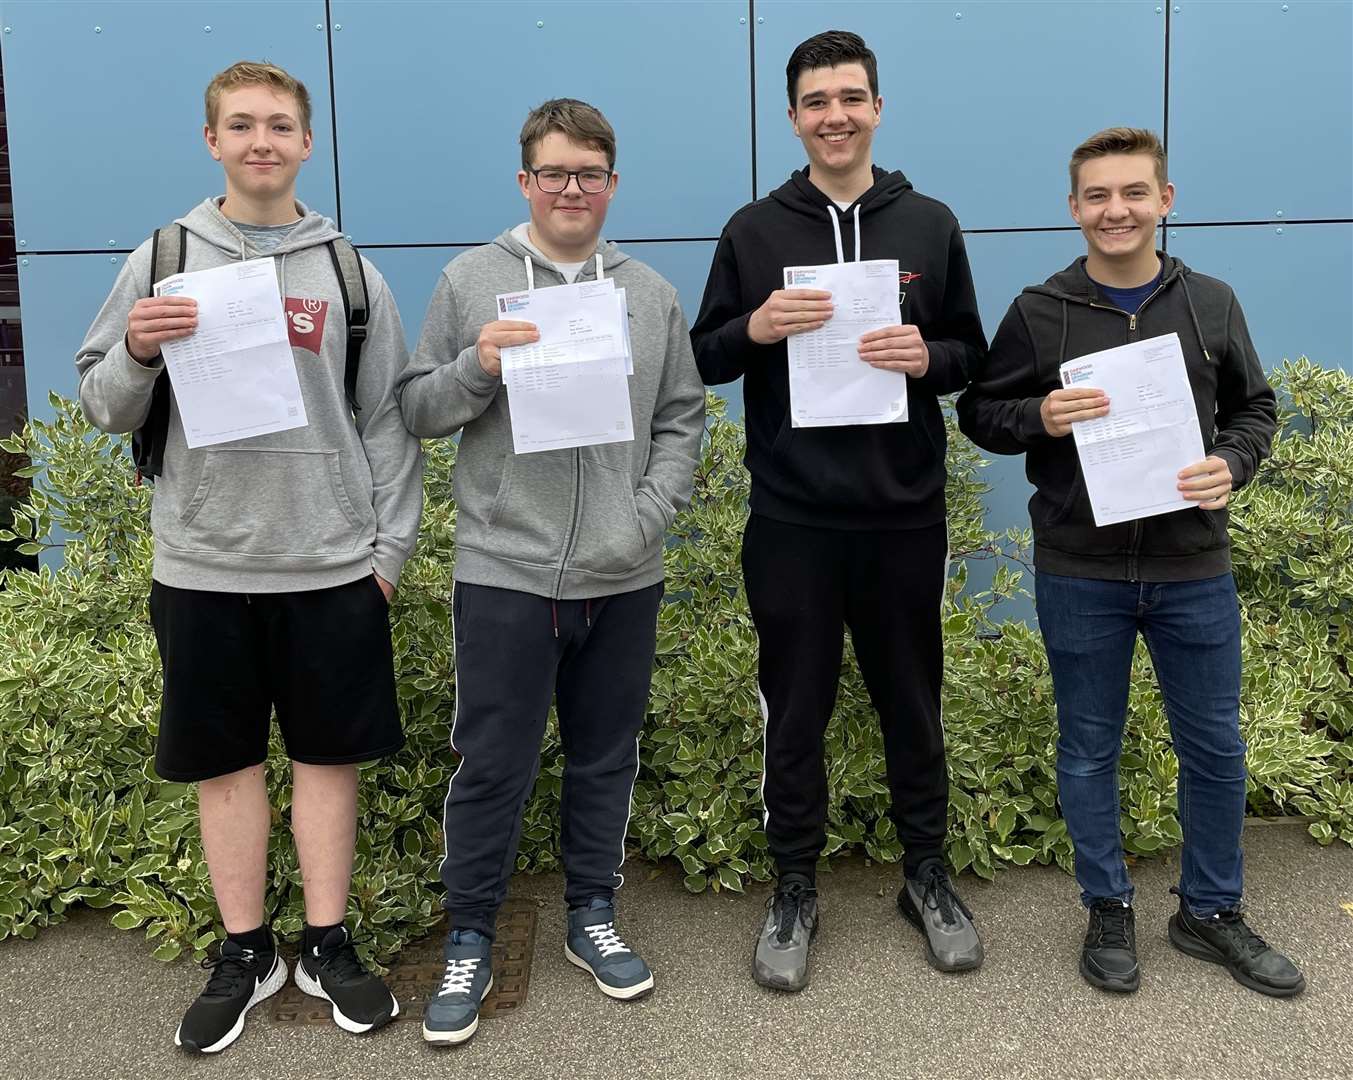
top-left (958, 127), bottom-right (1303, 999)
top-left (397, 99), bottom-right (704, 1044)
top-left (75, 62), bottom-right (422, 1052)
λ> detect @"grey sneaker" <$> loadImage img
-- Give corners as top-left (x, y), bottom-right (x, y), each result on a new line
top-left (753, 874), bottom-right (818, 992)
top-left (422, 929), bottom-right (493, 1046)
top-left (899, 858), bottom-right (984, 972)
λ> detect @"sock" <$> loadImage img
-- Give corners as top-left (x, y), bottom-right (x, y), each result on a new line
top-left (303, 921), bottom-right (343, 955)
top-left (226, 924), bottom-right (273, 955)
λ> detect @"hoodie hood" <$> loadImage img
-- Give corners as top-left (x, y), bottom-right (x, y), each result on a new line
top-left (490, 226), bottom-right (631, 285)
top-left (175, 197), bottom-right (344, 260)
top-left (768, 167), bottom-right (915, 265)
top-left (1024, 252), bottom-right (1187, 305)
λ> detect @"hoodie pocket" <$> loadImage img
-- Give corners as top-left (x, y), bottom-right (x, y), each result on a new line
top-left (569, 460), bottom-right (655, 576)
top-left (177, 448), bottom-right (368, 556)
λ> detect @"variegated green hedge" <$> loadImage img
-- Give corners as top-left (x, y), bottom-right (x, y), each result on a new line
top-left (1, 359), bottom-right (1349, 966)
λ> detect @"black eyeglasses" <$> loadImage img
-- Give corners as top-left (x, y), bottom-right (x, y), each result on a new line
top-left (527, 167), bottom-right (613, 194)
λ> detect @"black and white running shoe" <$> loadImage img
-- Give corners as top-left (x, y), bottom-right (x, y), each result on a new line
top-left (295, 925), bottom-right (399, 1033)
top-left (175, 936), bottom-right (287, 1054)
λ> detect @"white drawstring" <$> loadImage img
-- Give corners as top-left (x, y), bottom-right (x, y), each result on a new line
top-left (826, 205), bottom-right (863, 264)
top-left (524, 251), bottom-right (605, 291)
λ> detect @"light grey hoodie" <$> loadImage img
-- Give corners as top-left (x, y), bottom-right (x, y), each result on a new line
top-left (76, 198), bottom-right (424, 592)
top-left (397, 229), bottom-right (705, 600)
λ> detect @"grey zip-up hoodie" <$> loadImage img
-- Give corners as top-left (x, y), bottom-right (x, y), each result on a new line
top-left (397, 229), bottom-right (705, 600)
top-left (76, 198), bottom-right (424, 592)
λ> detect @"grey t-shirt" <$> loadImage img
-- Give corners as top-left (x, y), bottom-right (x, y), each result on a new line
top-left (229, 218), bottom-right (301, 253)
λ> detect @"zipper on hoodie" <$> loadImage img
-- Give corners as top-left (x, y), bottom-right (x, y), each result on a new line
top-left (1084, 280), bottom-right (1168, 580)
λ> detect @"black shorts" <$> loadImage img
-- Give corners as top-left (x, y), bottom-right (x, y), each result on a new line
top-left (148, 576), bottom-right (404, 782)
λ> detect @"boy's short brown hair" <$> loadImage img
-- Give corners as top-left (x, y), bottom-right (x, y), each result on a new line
top-left (205, 61), bottom-right (312, 132)
top-left (519, 98), bottom-right (616, 171)
top-left (1069, 127), bottom-right (1167, 194)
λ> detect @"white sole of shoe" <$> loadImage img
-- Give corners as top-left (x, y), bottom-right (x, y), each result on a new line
top-left (422, 975), bottom-right (493, 1045)
top-left (294, 959), bottom-right (399, 1034)
top-left (564, 943), bottom-right (655, 1000)
top-left (175, 953), bottom-right (287, 1054)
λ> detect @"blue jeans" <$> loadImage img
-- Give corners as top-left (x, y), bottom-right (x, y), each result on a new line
top-left (1035, 572), bottom-right (1247, 916)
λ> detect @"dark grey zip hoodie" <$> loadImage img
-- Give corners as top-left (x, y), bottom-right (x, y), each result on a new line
top-left (957, 254), bottom-right (1277, 582)
top-left (396, 229), bottom-right (705, 600)
top-left (76, 198), bottom-right (424, 592)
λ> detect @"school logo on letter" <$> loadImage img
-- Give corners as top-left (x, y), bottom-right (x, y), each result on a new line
top-left (284, 297), bottom-right (329, 354)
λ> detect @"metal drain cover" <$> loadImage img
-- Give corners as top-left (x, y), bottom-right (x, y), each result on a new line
top-left (270, 897), bottom-right (537, 1026)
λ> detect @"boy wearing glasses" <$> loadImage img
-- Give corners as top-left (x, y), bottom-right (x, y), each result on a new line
top-left (397, 99), bottom-right (704, 1044)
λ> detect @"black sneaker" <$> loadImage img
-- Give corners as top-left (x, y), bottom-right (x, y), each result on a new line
top-left (752, 874), bottom-right (818, 992)
top-left (1081, 899), bottom-right (1140, 993)
top-left (1168, 900), bottom-right (1306, 998)
top-left (175, 936), bottom-right (287, 1054)
top-left (898, 858), bottom-right (984, 972)
top-left (295, 925), bottom-right (399, 1033)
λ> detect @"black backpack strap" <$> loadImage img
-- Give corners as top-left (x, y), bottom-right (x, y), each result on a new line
top-left (325, 238), bottom-right (369, 414)
top-left (132, 224), bottom-right (187, 480)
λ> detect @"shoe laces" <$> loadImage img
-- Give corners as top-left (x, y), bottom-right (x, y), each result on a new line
top-left (438, 956), bottom-right (483, 997)
top-left (199, 944), bottom-right (266, 999)
top-left (1208, 911), bottom-right (1271, 960)
top-left (586, 922), bottom-right (632, 958)
top-left (1091, 901), bottom-right (1133, 950)
top-left (916, 864), bottom-right (972, 927)
top-left (312, 933), bottom-right (371, 985)
top-left (770, 880), bottom-right (816, 944)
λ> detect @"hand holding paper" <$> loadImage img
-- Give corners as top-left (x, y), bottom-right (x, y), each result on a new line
top-left (127, 295), bottom-right (198, 362)
top-left (477, 320), bottom-right (540, 378)
top-left (1059, 332), bottom-right (1205, 526)
top-left (1177, 455), bottom-right (1233, 509)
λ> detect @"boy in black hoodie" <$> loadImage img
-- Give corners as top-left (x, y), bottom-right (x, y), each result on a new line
top-left (957, 128), bottom-right (1303, 998)
top-left (691, 31), bottom-right (987, 991)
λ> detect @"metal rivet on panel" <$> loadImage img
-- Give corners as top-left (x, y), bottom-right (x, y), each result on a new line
top-left (955, 11), bottom-right (963, 19)
top-left (1170, 211), bottom-right (1178, 218)
top-left (1276, 228), bottom-right (1284, 235)
top-left (346, 235), bottom-right (353, 243)
top-left (739, 16), bottom-right (746, 24)
top-left (1173, 5), bottom-right (1180, 11)
top-left (94, 25), bottom-right (102, 33)
top-left (3, 26), bottom-right (10, 33)
top-left (1281, 3), bottom-right (1289, 10)
top-left (20, 259), bottom-right (28, 267)
top-left (204, 25), bottom-right (212, 33)
top-left (536, 20), bottom-right (543, 27)
top-left (1156, 5), bottom-right (1162, 11)
top-left (110, 257), bottom-right (118, 264)
top-left (1170, 230), bottom-right (1178, 238)
top-left (757, 16), bottom-right (764, 23)
top-left (17, 240), bottom-right (25, 248)
top-left (1276, 210), bottom-right (1284, 218)
top-left (315, 23), bottom-right (323, 31)
top-left (108, 240), bottom-right (116, 247)
top-left (334, 23), bottom-right (342, 30)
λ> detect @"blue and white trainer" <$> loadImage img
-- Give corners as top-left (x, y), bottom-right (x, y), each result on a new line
top-left (422, 929), bottom-right (493, 1045)
top-left (564, 898), bottom-right (654, 1001)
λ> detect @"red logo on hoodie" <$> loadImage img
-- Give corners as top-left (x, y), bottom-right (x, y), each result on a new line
top-left (284, 297), bottom-right (329, 354)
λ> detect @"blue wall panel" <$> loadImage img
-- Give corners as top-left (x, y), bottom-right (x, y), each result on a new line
top-left (0, 0), bottom-right (336, 253)
top-left (15, 255), bottom-right (130, 422)
top-left (1167, 224), bottom-right (1353, 373)
top-left (330, 0), bottom-right (752, 245)
top-left (1169, 1), bottom-right (1353, 223)
top-left (753, 1), bottom-right (1166, 230)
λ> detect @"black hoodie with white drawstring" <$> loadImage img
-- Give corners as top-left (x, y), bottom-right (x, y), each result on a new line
top-left (691, 166), bottom-right (987, 530)
top-left (956, 255), bottom-right (1277, 582)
